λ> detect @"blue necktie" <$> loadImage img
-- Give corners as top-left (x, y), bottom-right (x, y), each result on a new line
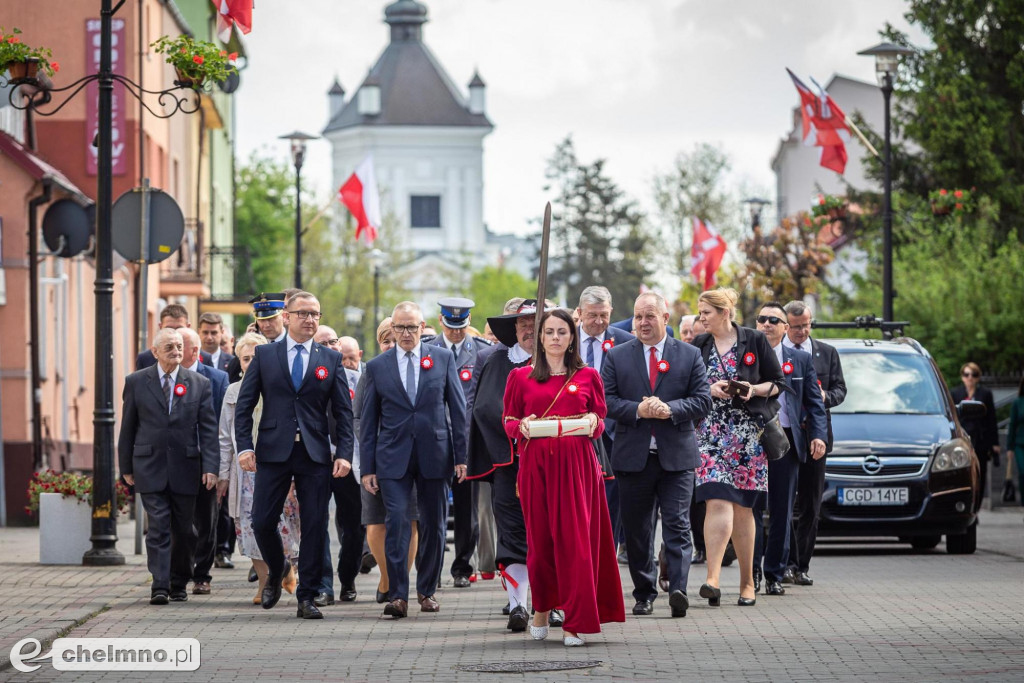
top-left (585, 337), bottom-right (595, 368)
top-left (291, 345), bottom-right (304, 391)
top-left (405, 351), bottom-right (416, 402)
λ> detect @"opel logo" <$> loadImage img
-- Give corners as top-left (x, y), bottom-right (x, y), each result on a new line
top-left (862, 455), bottom-right (883, 475)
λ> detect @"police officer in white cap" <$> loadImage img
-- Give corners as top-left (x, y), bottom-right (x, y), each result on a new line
top-left (429, 297), bottom-right (491, 587)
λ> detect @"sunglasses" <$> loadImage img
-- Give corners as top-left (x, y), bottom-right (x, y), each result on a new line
top-left (962, 371), bottom-right (979, 378)
top-left (756, 315), bottom-right (785, 325)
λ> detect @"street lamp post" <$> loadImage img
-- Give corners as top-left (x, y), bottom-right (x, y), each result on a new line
top-left (370, 248), bottom-right (385, 325)
top-left (858, 42), bottom-right (913, 323)
top-left (743, 197), bottom-right (771, 230)
top-left (279, 131), bottom-right (318, 290)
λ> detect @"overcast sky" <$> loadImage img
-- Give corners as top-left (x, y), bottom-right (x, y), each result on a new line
top-left (235, 0), bottom-right (927, 237)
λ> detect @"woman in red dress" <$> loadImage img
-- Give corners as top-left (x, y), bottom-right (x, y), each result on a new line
top-left (502, 308), bottom-right (625, 647)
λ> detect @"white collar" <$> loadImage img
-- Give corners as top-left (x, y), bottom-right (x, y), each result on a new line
top-left (158, 364), bottom-right (180, 382)
top-left (287, 336), bottom-right (312, 354)
top-left (642, 334), bottom-right (668, 356)
top-left (508, 343), bottom-right (531, 364)
top-left (399, 344), bottom-right (421, 359)
top-left (783, 336), bottom-right (809, 351)
top-left (182, 361), bottom-right (200, 372)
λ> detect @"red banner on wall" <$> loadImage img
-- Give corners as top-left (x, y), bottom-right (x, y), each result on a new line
top-left (86, 18), bottom-right (127, 176)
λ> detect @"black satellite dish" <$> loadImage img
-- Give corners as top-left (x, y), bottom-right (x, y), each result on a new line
top-left (111, 187), bottom-right (184, 263)
top-left (219, 70), bottom-right (240, 94)
top-left (42, 199), bottom-right (94, 257)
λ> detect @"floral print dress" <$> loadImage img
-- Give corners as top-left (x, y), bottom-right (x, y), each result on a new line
top-left (236, 471), bottom-right (301, 564)
top-left (695, 344), bottom-right (767, 507)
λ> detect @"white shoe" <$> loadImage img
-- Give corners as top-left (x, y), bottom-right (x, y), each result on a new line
top-left (529, 625), bottom-right (548, 641)
top-left (563, 633), bottom-right (585, 647)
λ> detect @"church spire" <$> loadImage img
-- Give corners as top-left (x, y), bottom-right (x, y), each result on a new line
top-left (385, 1), bottom-right (428, 43)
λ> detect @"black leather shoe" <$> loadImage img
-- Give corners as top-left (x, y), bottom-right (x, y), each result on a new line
top-left (691, 548), bottom-right (707, 565)
top-left (313, 592), bottom-right (335, 607)
top-left (248, 566), bottom-right (258, 582)
top-left (360, 552), bottom-right (376, 574)
top-left (669, 590), bottom-right (688, 618)
top-left (781, 567), bottom-right (796, 584)
top-left (340, 584), bottom-right (357, 602)
top-left (657, 545), bottom-right (670, 593)
top-left (737, 597), bottom-right (757, 606)
top-left (150, 592), bottom-right (169, 605)
top-left (502, 602), bottom-right (511, 616)
top-left (794, 571), bottom-right (814, 586)
top-left (376, 589), bottom-right (388, 604)
top-left (632, 600), bottom-right (654, 616)
top-left (549, 609), bottom-right (564, 627)
top-left (296, 600), bottom-right (324, 619)
top-left (262, 573), bottom-right (284, 609)
top-left (506, 605), bottom-right (529, 632)
top-left (699, 583), bottom-right (721, 607)
top-left (453, 575), bottom-right (471, 588)
top-left (766, 581), bottom-right (786, 596)
top-left (753, 565), bottom-right (763, 594)
top-left (169, 590), bottom-right (188, 602)
top-left (214, 552), bottom-right (235, 569)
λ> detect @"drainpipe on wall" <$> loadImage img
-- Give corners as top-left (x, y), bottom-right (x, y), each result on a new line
top-left (28, 179), bottom-right (52, 470)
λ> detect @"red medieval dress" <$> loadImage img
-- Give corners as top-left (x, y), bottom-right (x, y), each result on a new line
top-left (502, 365), bottom-right (625, 634)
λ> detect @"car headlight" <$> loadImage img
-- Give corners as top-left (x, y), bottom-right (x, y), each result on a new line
top-left (931, 439), bottom-right (972, 472)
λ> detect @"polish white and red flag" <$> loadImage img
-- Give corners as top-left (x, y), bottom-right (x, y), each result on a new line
top-left (786, 68), bottom-right (851, 175)
top-left (690, 217), bottom-right (727, 290)
top-left (213, 1), bottom-right (253, 43)
top-left (338, 155), bottom-right (382, 243)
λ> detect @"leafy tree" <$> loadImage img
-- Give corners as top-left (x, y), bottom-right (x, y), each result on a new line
top-left (543, 136), bottom-right (653, 313)
top-left (234, 153), bottom-right (297, 299)
top-left (467, 265), bottom-right (536, 325)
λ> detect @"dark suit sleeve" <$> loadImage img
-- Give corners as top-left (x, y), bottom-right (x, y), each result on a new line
top-left (667, 349), bottom-right (712, 425)
top-left (757, 333), bottom-right (785, 386)
top-left (800, 356), bottom-right (828, 442)
top-left (330, 352), bottom-right (355, 463)
top-left (444, 354), bottom-right (468, 466)
top-left (982, 387), bottom-right (999, 456)
top-left (823, 344), bottom-right (847, 409)
top-left (197, 378), bottom-right (219, 475)
top-left (234, 347), bottom-right (263, 454)
top-left (358, 365), bottom-right (381, 477)
top-left (602, 349), bottom-right (640, 426)
top-left (117, 376), bottom-right (139, 477)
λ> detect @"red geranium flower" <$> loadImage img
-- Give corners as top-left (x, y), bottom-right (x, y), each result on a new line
top-left (192, 54), bottom-right (204, 65)
top-left (8, 36), bottom-right (20, 44)
top-left (955, 202), bottom-right (963, 210)
top-left (315, 366), bottom-right (328, 381)
top-left (782, 361), bottom-right (794, 375)
top-left (743, 352), bottom-right (756, 366)
top-left (228, 52), bottom-right (238, 61)
top-left (174, 383), bottom-right (187, 396)
top-left (601, 339), bottom-right (614, 352)
top-left (51, 62), bottom-right (60, 73)
top-left (459, 369), bottom-right (472, 382)
top-left (421, 356), bottom-right (433, 370)
top-left (219, 50), bottom-right (227, 57)
top-left (657, 359), bottom-right (670, 373)
top-left (939, 188), bottom-right (948, 195)
top-left (954, 189), bottom-right (963, 198)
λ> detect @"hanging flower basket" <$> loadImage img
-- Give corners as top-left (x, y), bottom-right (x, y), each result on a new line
top-left (152, 35), bottom-right (237, 90)
top-left (6, 57), bottom-right (39, 80)
top-left (174, 67), bottom-right (205, 89)
top-left (811, 194), bottom-right (847, 220)
top-left (929, 188), bottom-right (972, 216)
top-left (1, 27), bottom-right (59, 79)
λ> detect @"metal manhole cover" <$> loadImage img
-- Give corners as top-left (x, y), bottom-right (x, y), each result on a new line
top-left (456, 660), bottom-right (602, 673)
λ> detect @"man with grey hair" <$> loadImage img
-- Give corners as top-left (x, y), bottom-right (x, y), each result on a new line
top-left (678, 315), bottom-right (698, 344)
top-left (781, 300), bottom-right (846, 586)
top-left (576, 285), bottom-right (634, 565)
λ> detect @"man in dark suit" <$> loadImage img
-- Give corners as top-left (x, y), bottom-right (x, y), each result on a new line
top-left (118, 328), bottom-right (219, 605)
top-left (235, 292), bottom-right (354, 620)
top-left (602, 292), bottom-right (712, 618)
top-left (752, 302), bottom-right (827, 596)
top-left (199, 312), bottom-right (235, 374)
top-left (178, 328), bottom-right (229, 595)
top-left (430, 296), bottom-right (490, 587)
top-left (575, 285), bottom-right (634, 564)
top-left (361, 301), bottom-right (468, 619)
top-left (783, 300), bottom-right (846, 585)
top-left (136, 303), bottom-right (211, 370)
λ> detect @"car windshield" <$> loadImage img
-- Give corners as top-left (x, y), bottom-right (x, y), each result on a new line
top-left (831, 352), bottom-right (945, 415)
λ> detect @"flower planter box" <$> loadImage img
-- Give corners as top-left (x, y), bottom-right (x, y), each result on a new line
top-left (39, 492), bottom-right (92, 565)
top-left (5, 57), bottom-right (39, 80)
top-left (174, 67), bottom-right (205, 89)
top-left (931, 203), bottom-right (952, 216)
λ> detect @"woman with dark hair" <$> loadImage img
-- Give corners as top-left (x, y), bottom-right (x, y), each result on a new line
top-left (502, 308), bottom-right (624, 647)
top-left (951, 362), bottom-right (1000, 498)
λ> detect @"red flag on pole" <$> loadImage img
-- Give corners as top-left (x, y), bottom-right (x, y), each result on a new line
top-left (690, 217), bottom-right (727, 290)
top-left (213, 1), bottom-right (253, 42)
top-left (786, 68), bottom-right (851, 175)
top-left (338, 155), bottom-right (382, 243)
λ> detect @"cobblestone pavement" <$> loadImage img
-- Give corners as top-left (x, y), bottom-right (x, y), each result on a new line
top-left (1, 508), bottom-right (1021, 681)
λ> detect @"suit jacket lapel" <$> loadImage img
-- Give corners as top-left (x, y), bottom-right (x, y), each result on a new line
top-left (632, 339), bottom-right (651, 390)
top-left (277, 337), bottom-right (292, 383)
top-left (782, 347), bottom-right (799, 424)
top-left (733, 324), bottom-right (749, 364)
top-left (146, 365), bottom-right (168, 411)
top-left (653, 338), bottom-right (672, 393)
top-left (415, 343), bottom-right (431, 403)
top-left (385, 347), bottom-right (413, 408)
top-left (298, 343), bottom-right (321, 392)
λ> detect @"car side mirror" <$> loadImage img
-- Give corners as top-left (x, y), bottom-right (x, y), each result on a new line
top-left (957, 399), bottom-right (986, 420)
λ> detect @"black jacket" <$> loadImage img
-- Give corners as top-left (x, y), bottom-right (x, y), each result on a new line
top-left (950, 384), bottom-right (998, 461)
top-left (692, 324), bottom-right (785, 425)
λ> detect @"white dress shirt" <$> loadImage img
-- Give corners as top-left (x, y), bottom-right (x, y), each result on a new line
top-left (782, 336), bottom-right (808, 353)
top-left (580, 329), bottom-right (607, 373)
top-left (773, 342), bottom-right (790, 428)
top-left (397, 344), bottom-right (422, 389)
top-left (210, 349), bottom-right (222, 368)
top-left (159, 365), bottom-right (180, 413)
top-left (642, 335), bottom-right (668, 448)
top-left (286, 336), bottom-right (313, 381)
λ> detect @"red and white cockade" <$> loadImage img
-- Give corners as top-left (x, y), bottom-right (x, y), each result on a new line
top-left (421, 356), bottom-right (434, 371)
top-left (743, 352), bottom-right (756, 366)
top-left (657, 359), bottom-right (670, 373)
top-left (174, 383), bottom-right (187, 396)
top-left (459, 368), bottom-right (472, 382)
top-left (567, 383), bottom-right (579, 394)
top-left (315, 366), bottom-right (329, 381)
top-left (601, 339), bottom-right (614, 352)
top-left (782, 361), bottom-right (794, 375)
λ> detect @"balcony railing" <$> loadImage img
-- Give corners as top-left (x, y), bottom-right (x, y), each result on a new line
top-left (205, 244), bottom-right (256, 302)
top-left (162, 218), bottom-right (203, 282)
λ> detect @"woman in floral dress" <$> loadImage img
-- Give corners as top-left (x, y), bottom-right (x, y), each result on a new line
top-left (691, 289), bottom-right (782, 607)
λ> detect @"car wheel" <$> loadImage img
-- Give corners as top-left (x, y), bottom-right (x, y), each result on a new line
top-left (911, 535), bottom-right (941, 550)
top-left (946, 521), bottom-right (978, 555)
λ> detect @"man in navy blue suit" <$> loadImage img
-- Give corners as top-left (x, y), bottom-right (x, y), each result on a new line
top-left (360, 301), bottom-right (468, 619)
top-left (575, 285), bottom-right (634, 562)
top-left (136, 303), bottom-right (211, 370)
top-left (235, 292), bottom-right (354, 620)
top-left (178, 328), bottom-right (229, 595)
top-left (602, 292), bottom-right (712, 619)
top-left (752, 302), bottom-right (827, 597)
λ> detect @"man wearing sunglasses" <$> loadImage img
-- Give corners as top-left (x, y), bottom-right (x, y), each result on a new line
top-left (782, 300), bottom-right (846, 586)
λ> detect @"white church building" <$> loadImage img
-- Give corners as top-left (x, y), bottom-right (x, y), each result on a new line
top-left (323, 0), bottom-right (532, 313)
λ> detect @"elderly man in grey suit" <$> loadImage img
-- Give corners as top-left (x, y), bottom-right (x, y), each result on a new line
top-left (118, 328), bottom-right (219, 605)
top-left (602, 292), bottom-right (712, 619)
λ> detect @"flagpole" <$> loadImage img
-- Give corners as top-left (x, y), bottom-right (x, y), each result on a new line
top-left (844, 115), bottom-right (880, 157)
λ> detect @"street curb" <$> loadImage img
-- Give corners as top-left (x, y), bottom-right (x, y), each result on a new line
top-left (0, 603), bottom-right (111, 672)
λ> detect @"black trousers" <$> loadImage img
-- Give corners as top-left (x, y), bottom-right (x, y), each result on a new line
top-left (754, 429), bottom-right (800, 582)
top-left (141, 490), bottom-right (196, 594)
top-left (491, 461), bottom-right (527, 567)
top-left (788, 452), bottom-right (827, 572)
top-left (252, 441), bottom-right (331, 603)
top-left (191, 483), bottom-right (219, 583)
top-left (617, 452), bottom-right (694, 602)
top-left (319, 470), bottom-right (365, 595)
top-left (690, 487), bottom-right (706, 553)
top-left (216, 494), bottom-right (236, 555)
top-left (450, 475), bottom-right (479, 577)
